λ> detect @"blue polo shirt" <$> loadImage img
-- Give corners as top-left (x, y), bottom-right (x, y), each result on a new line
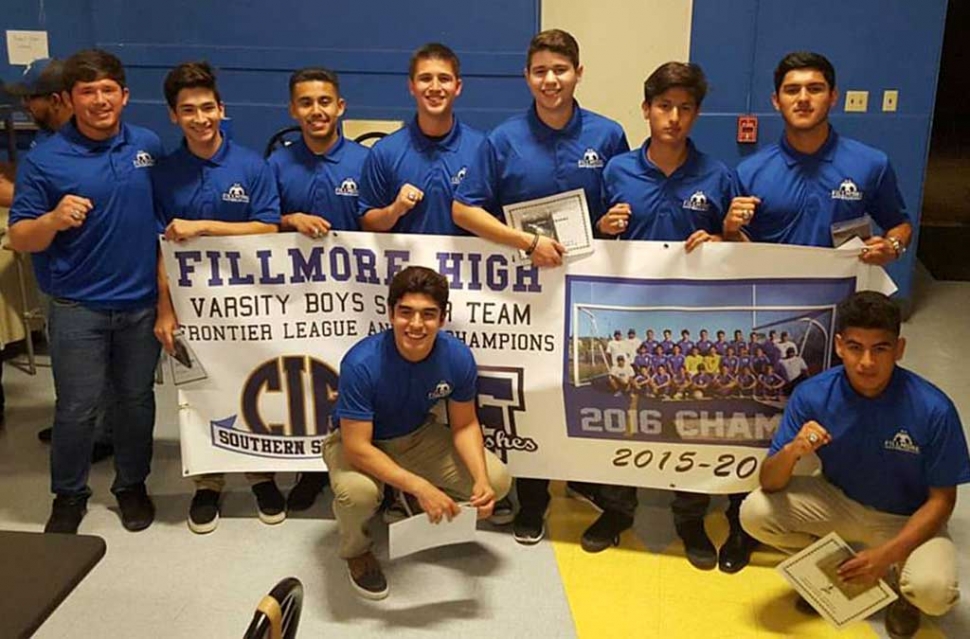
top-left (154, 138), bottom-right (280, 228)
top-left (10, 120), bottom-right (162, 310)
top-left (455, 102), bottom-right (629, 224)
top-left (603, 139), bottom-right (734, 240)
top-left (770, 367), bottom-right (970, 516)
top-left (357, 117), bottom-right (483, 236)
top-left (335, 330), bottom-right (478, 440)
top-left (268, 135), bottom-right (368, 231)
top-left (736, 129), bottom-right (908, 246)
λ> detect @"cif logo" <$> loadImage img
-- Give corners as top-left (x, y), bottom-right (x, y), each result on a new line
top-left (476, 366), bottom-right (537, 462)
top-left (241, 355), bottom-right (340, 436)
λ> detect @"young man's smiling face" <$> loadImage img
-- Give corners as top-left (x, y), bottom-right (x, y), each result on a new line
top-left (171, 87), bottom-right (224, 150)
top-left (409, 57), bottom-right (462, 121)
top-left (390, 293), bottom-right (445, 362)
top-left (290, 80), bottom-right (345, 147)
top-left (835, 327), bottom-right (905, 398)
top-left (526, 50), bottom-right (582, 119)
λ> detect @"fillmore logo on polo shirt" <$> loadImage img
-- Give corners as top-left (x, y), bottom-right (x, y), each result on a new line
top-left (831, 179), bottom-right (863, 201)
top-left (335, 177), bottom-right (359, 196)
top-left (450, 166), bottom-right (468, 186)
top-left (577, 148), bottom-right (604, 169)
top-left (222, 183), bottom-right (251, 203)
top-left (884, 429), bottom-right (920, 455)
top-left (683, 190), bottom-right (711, 212)
top-left (132, 150), bottom-right (155, 168)
top-left (428, 380), bottom-right (453, 400)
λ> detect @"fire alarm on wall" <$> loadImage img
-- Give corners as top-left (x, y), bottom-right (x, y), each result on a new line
top-left (737, 115), bottom-right (758, 143)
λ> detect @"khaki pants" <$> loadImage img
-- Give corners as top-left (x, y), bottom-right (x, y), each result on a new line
top-left (741, 475), bottom-right (959, 616)
top-left (192, 472), bottom-right (276, 492)
top-left (323, 420), bottom-right (512, 559)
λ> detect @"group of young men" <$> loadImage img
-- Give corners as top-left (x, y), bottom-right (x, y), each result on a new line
top-left (2, 28), bottom-right (967, 636)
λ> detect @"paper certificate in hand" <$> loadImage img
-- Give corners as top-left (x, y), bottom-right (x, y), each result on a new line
top-left (502, 188), bottom-right (595, 260)
top-left (388, 506), bottom-right (478, 560)
top-left (776, 532), bottom-right (898, 629)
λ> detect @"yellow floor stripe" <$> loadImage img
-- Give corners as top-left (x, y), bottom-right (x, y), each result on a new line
top-left (546, 483), bottom-right (945, 638)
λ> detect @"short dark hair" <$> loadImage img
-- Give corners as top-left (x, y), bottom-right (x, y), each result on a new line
top-left (643, 62), bottom-right (708, 106)
top-left (288, 67), bottom-right (341, 98)
top-left (63, 49), bottom-right (126, 91)
top-left (773, 51), bottom-right (836, 93)
top-left (835, 291), bottom-right (900, 336)
top-left (527, 29), bottom-right (580, 69)
top-left (388, 266), bottom-right (449, 315)
top-left (409, 43), bottom-right (460, 79)
top-left (163, 61), bottom-right (221, 110)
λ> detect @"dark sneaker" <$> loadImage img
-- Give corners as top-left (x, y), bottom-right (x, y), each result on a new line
top-left (581, 510), bottom-right (633, 553)
top-left (286, 472), bottom-right (329, 512)
top-left (116, 484), bottom-right (155, 532)
top-left (565, 482), bottom-right (603, 511)
top-left (44, 495), bottom-right (88, 534)
top-left (187, 489), bottom-right (221, 534)
top-left (38, 427), bottom-right (53, 443)
top-left (885, 597), bottom-right (920, 639)
top-left (676, 519), bottom-right (717, 570)
top-left (718, 523), bottom-right (757, 573)
top-left (512, 506), bottom-right (546, 545)
top-left (91, 442), bottom-right (114, 464)
top-left (347, 551), bottom-right (389, 600)
top-left (252, 480), bottom-right (286, 525)
top-left (489, 496), bottom-right (515, 525)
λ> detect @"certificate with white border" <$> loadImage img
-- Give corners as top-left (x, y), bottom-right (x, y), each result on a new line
top-left (777, 532), bottom-right (898, 629)
top-left (502, 188), bottom-right (594, 260)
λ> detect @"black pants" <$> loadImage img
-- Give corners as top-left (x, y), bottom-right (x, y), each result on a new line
top-left (517, 479), bottom-right (639, 518)
top-left (671, 491), bottom-right (746, 527)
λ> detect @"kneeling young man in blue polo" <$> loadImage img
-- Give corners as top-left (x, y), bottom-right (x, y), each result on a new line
top-left (326, 266), bottom-right (512, 599)
top-left (741, 291), bottom-right (970, 639)
top-left (152, 62), bottom-right (282, 533)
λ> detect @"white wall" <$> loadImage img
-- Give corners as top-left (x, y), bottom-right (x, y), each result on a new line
top-left (541, 0), bottom-right (694, 145)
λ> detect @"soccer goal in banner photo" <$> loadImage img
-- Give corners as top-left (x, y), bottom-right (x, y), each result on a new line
top-left (568, 303), bottom-right (836, 388)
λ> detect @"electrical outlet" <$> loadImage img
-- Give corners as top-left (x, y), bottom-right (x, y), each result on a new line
top-left (844, 90), bottom-right (868, 113)
top-left (882, 90), bottom-right (899, 112)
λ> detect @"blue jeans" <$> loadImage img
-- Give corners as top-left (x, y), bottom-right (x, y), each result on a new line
top-left (48, 300), bottom-right (160, 497)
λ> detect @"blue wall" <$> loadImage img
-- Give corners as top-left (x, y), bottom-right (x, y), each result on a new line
top-left (3, 0), bottom-right (540, 151)
top-left (690, 0), bottom-right (949, 303)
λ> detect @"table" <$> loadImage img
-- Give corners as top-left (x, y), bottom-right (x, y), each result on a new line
top-left (0, 530), bottom-right (106, 638)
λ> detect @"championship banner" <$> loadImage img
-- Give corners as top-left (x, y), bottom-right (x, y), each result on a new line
top-left (161, 233), bottom-right (894, 493)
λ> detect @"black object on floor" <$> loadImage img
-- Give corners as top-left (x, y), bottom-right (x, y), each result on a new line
top-left (917, 224), bottom-right (970, 281)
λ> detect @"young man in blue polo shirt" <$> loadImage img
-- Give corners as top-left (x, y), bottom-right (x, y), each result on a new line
top-left (357, 43), bottom-right (483, 236)
top-left (741, 291), bottom-right (970, 638)
top-left (325, 266), bottom-right (512, 599)
top-left (453, 29), bottom-right (629, 545)
top-left (598, 61), bottom-right (756, 568)
top-left (9, 49), bottom-right (163, 534)
top-left (269, 67), bottom-right (369, 238)
top-left (152, 62), bottom-right (283, 534)
top-left (724, 52), bottom-right (912, 265)
top-left (268, 67), bottom-right (369, 510)
top-left (453, 29), bottom-right (629, 268)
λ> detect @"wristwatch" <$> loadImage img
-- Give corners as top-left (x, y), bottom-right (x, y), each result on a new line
top-left (888, 236), bottom-right (906, 257)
